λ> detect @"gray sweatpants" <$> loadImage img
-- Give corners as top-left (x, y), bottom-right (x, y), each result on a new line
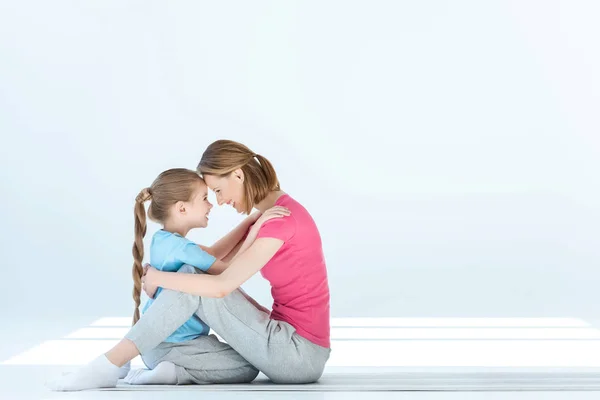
top-left (126, 265), bottom-right (331, 384)
top-left (139, 334), bottom-right (259, 385)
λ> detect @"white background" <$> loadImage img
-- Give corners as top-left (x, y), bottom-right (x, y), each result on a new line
top-left (1, 0), bottom-right (599, 323)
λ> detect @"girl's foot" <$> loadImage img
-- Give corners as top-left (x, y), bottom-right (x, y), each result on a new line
top-left (124, 361), bottom-right (177, 385)
top-left (46, 355), bottom-right (121, 391)
top-left (119, 361), bottom-right (131, 379)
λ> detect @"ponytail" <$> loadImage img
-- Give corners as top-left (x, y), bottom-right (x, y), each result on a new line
top-left (242, 153), bottom-right (280, 214)
top-left (254, 154), bottom-right (280, 192)
top-left (131, 187), bottom-right (151, 325)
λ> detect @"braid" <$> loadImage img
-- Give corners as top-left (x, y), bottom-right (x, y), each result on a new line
top-left (131, 188), bottom-right (150, 325)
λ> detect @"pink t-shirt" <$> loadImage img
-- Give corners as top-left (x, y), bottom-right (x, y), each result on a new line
top-left (256, 194), bottom-right (331, 348)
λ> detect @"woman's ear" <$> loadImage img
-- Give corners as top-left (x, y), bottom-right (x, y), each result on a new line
top-left (233, 168), bottom-right (245, 184)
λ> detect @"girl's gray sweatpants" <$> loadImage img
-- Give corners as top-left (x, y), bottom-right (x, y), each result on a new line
top-left (125, 264), bottom-right (331, 385)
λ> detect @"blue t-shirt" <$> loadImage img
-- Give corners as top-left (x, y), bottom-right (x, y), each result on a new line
top-left (141, 229), bottom-right (217, 342)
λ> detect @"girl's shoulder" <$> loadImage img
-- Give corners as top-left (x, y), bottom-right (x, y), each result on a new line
top-left (151, 229), bottom-right (192, 250)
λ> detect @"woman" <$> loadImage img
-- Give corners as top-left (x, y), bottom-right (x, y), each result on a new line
top-left (48, 139), bottom-right (331, 391)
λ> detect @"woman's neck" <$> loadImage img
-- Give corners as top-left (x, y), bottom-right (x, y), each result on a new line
top-left (254, 190), bottom-right (286, 213)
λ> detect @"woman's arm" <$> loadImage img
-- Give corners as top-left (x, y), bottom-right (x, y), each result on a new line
top-left (200, 213), bottom-right (260, 259)
top-left (144, 238), bottom-right (284, 298)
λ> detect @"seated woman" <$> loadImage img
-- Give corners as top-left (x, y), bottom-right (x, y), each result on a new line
top-left (48, 139), bottom-right (331, 390)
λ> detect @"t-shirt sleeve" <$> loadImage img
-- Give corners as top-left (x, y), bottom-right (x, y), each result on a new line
top-left (256, 217), bottom-right (296, 242)
top-left (175, 240), bottom-right (217, 272)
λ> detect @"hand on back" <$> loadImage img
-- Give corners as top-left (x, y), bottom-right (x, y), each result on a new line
top-left (253, 206), bottom-right (290, 231)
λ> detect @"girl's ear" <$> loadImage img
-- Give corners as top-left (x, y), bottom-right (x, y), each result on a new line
top-left (175, 200), bottom-right (186, 214)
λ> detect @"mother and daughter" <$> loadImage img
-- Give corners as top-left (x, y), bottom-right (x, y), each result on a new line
top-left (48, 139), bottom-right (331, 391)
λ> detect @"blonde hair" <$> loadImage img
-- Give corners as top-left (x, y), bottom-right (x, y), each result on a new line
top-left (131, 168), bottom-right (203, 325)
top-left (197, 140), bottom-right (280, 214)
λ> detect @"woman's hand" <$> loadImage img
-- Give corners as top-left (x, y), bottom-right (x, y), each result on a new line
top-left (142, 263), bottom-right (159, 299)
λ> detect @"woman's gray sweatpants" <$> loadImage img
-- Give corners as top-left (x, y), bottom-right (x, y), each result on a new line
top-left (125, 265), bottom-right (331, 384)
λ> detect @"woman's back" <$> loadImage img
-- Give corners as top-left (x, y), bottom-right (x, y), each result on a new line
top-left (256, 194), bottom-right (331, 348)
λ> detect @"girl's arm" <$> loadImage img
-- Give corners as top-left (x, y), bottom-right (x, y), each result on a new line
top-left (221, 236), bottom-right (245, 262)
top-left (203, 206), bottom-right (290, 275)
top-left (200, 213), bottom-right (261, 259)
top-left (202, 237), bottom-right (243, 275)
top-left (144, 238), bottom-right (284, 298)
top-left (144, 209), bottom-right (285, 296)
top-left (228, 221), bottom-right (263, 263)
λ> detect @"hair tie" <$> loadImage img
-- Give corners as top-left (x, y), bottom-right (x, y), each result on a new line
top-left (136, 188), bottom-right (152, 203)
top-left (247, 153), bottom-right (259, 163)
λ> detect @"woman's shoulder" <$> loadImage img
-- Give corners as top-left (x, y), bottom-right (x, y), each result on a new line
top-left (278, 194), bottom-right (317, 225)
top-left (277, 193), bottom-right (307, 213)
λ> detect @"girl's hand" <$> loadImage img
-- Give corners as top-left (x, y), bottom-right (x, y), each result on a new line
top-left (253, 206), bottom-right (291, 231)
top-left (142, 263), bottom-right (159, 299)
top-left (228, 206), bottom-right (292, 265)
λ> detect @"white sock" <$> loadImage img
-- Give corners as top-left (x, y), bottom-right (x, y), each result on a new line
top-left (46, 354), bottom-right (121, 391)
top-left (124, 361), bottom-right (178, 385)
top-left (118, 361), bottom-right (131, 379)
top-left (58, 360), bottom-right (129, 378)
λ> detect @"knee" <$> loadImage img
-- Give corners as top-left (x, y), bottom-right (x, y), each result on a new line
top-left (241, 366), bottom-right (260, 383)
top-left (268, 363), bottom-right (324, 384)
top-left (270, 373), bottom-right (321, 384)
top-left (214, 365), bottom-right (259, 384)
top-left (177, 264), bottom-right (203, 275)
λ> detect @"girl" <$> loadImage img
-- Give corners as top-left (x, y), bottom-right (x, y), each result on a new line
top-left (49, 140), bottom-right (331, 390)
top-left (48, 167), bottom-right (289, 389)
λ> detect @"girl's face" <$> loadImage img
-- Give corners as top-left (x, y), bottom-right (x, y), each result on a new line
top-left (184, 181), bottom-right (213, 228)
top-left (203, 170), bottom-right (246, 214)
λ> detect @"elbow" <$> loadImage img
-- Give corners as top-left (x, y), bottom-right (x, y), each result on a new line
top-left (216, 286), bottom-right (233, 298)
top-left (214, 279), bottom-right (232, 298)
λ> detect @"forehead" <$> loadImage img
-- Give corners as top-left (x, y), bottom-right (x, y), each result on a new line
top-left (203, 174), bottom-right (226, 189)
top-left (192, 180), bottom-right (208, 195)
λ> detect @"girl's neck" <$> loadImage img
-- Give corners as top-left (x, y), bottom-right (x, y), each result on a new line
top-left (162, 221), bottom-right (190, 237)
top-left (254, 190), bottom-right (286, 213)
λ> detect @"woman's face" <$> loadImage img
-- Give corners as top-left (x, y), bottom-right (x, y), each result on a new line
top-left (203, 170), bottom-right (246, 214)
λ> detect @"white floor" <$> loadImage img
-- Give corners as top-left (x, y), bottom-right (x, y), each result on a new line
top-left (3, 314), bottom-right (600, 399)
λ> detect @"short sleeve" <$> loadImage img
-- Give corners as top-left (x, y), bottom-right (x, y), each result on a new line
top-left (256, 217), bottom-right (296, 243)
top-left (175, 240), bottom-right (217, 272)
